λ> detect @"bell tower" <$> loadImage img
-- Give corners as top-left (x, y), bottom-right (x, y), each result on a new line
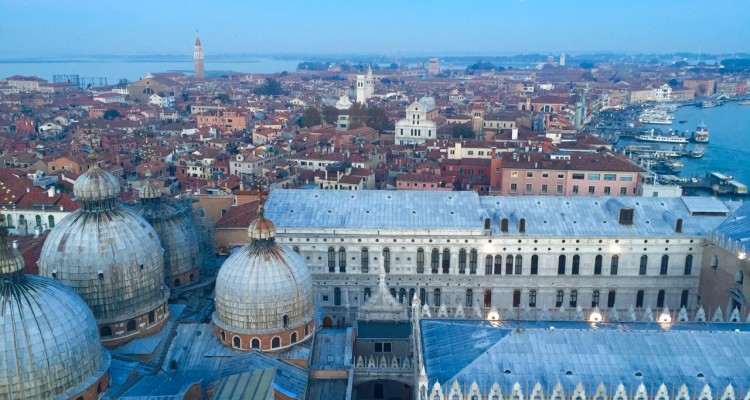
top-left (194, 31), bottom-right (204, 79)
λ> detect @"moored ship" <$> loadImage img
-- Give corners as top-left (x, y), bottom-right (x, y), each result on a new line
top-left (692, 122), bottom-right (709, 143)
top-left (636, 130), bottom-right (689, 144)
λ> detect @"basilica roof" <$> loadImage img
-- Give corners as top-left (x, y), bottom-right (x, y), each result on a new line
top-left (264, 189), bottom-right (734, 237)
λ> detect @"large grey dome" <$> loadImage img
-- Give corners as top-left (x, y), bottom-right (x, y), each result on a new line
top-left (0, 219), bottom-right (110, 399)
top-left (132, 178), bottom-right (201, 288)
top-left (39, 160), bottom-right (168, 326)
top-left (214, 212), bottom-right (314, 334)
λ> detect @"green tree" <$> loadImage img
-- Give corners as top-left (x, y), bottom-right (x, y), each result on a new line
top-left (322, 106), bottom-right (338, 125)
top-left (253, 78), bottom-right (285, 96)
top-left (668, 78), bottom-right (681, 87)
top-left (580, 61), bottom-right (596, 69)
top-left (389, 62), bottom-right (398, 69)
top-left (451, 124), bottom-right (475, 139)
top-left (366, 106), bottom-right (389, 132)
top-left (348, 103), bottom-right (368, 129)
top-left (213, 93), bottom-right (232, 104)
top-left (299, 107), bottom-right (322, 128)
top-left (102, 109), bottom-right (120, 120)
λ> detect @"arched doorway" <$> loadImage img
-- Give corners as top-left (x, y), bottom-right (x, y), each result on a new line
top-left (322, 316), bottom-right (333, 328)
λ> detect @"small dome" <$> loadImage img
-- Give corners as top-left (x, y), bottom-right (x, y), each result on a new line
top-left (248, 206), bottom-right (276, 241)
top-left (214, 210), bottom-right (314, 348)
top-left (138, 171), bottom-right (162, 200)
top-left (0, 222), bottom-right (110, 399)
top-left (73, 154), bottom-right (120, 204)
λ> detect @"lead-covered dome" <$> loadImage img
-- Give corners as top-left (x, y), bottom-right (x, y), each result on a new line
top-left (0, 218), bottom-right (110, 399)
top-left (132, 174), bottom-right (202, 289)
top-left (39, 155), bottom-right (169, 346)
top-left (213, 206), bottom-right (315, 351)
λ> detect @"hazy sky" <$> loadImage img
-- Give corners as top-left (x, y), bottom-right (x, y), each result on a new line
top-left (2, 0), bottom-right (749, 57)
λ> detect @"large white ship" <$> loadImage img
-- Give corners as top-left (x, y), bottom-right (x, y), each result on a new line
top-left (692, 122), bottom-right (709, 143)
top-left (636, 130), bottom-right (689, 144)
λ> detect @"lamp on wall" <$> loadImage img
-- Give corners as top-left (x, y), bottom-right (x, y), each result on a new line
top-left (658, 307), bottom-right (672, 324)
top-left (588, 306), bottom-right (603, 323)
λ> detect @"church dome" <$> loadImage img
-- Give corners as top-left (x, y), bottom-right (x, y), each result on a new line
top-left (132, 177), bottom-right (202, 289)
top-left (213, 207), bottom-right (315, 351)
top-left (0, 218), bottom-right (110, 399)
top-left (39, 158), bottom-right (169, 346)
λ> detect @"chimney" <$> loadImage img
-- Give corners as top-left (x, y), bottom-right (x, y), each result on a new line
top-left (11, 240), bottom-right (18, 249)
top-left (48, 186), bottom-right (55, 197)
top-left (511, 127), bottom-right (518, 140)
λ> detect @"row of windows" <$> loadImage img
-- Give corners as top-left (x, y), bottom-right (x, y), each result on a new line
top-left (318, 247), bottom-right (694, 277)
top-left (509, 183), bottom-right (631, 196)
top-left (220, 329), bottom-right (304, 350)
top-left (3, 214), bottom-right (56, 228)
top-left (344, 286), bottom-right (689, 310)
top-left (511, 171), bottom-right (633, 182)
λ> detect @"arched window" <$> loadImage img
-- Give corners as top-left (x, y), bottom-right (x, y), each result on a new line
top-left (530, 255), bottom-right (539, 275)
top-left (684, 255), bottom-right (693, 275)
top-left (18, 215), bottom-right (25, 227)
top-left (594, 255), bottom-right (603, 275)
top-left (293, 246), bottom-right (300, 254)
top-left (681, 290), bottom-right (689, 308)
top-left (636, 290), bottom-right (645, 308)
top-left (431, 248), bottom-right (439, 274)
top-left (458, 248), bottom-right (467, 274)
top-left (252, 338), bottom-right (260, 349)
top-left (221, 208), bottom-right (228, 217)
top-left (35, 215), bottom-right (41, 228)
top-left (442, 248), bottom-right (450, 274)
top-left (220, 331), bottom-right (226, 342)
top-left (233, 336), bottom-right (241, 348)
top-left (519, 218), bottom-right (526, 234)
top-left (529, 289), bottom-right (537, 307)
top-left (736, 270), bottom-right (745, 285)
top-left (466, 289), bottom-right (473, 306)
top-left (100, 326), bottom-right (112, 337)
top-left (419, 288), bottom-right (426, 306)
top-left (334, 287), bottom-right (341, 306)
top-left (484, 218), bottom-right (491, 230)
top-left (610, 255), bottom-right (619, 275)
top-left (283, 315), bottom-right (289, 328)
top-left (338, 247), bottom-right (346, 272)
top-left (660, 255), bottom-right (669, 275)
top-left (711, 254), bottom-right (719, 270)
top-left (291, 332), bottom-right (298, 344)
top-left (416, 248), bottom-right (425, 273)
top-left (557, 255), bottom-right (566, 275)
top-left (514, 255), bottom-right (522, 275)
top-left (469, 249), bottom-right (478, 274)
top-left (570, 290), bottom-right (578, 307)
top-left (485, 255), bottom-right (493, 275)
top-left (383, 248), bottom-right (391, 272)
top-left (409, 288), bottom-right (416, 303)
top-left (148, 310), bottom-right (155, 324)
top-left (505, 255), bottom-right (513, 275)
top-left (48, 215), bottom-right (55, 228)
top-left (364, 287), bottom-right (371, 299)
top-left (501, 218), bottom-right (509, 233)
top-left (657, 290), bottom-right (666, 308)
top-left (328, 247), bottom-right (335, 272)
top-left (434, 289), bottom-right (441, 307)
top-left (390, 288), bottom-right (397, 299)
top-left (484, 290), bottom-right (492, 307)
top-left (361, 247), bottom-right (369, 273)
top-left (639, 255), bottom-right (648, 275)
top-left (126, 320), bottom-right (136, 332)
top-left (494, 255), bottom-right (502, 275)
top-left (591, 290), bottom-right (600, 307)
top-left (173, 278), bottom-right (181, 287)
top-left (5, 214), bottom-right (12, 227)
top-left (399, 288), bottom-right (406, 303)
top-left (272, 337), bottom-right (280, 348)
top-left (555, 290), bottom-right (564, 307)
top-left (607, 290), bottom-right (616, 308)
top-left (571, 255), bottom-right (580, 275)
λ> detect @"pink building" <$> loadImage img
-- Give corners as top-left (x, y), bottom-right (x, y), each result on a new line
top-left (492, 152), bottom-right (644, 196)
top-left (396, 173), bottom-right (453, 191)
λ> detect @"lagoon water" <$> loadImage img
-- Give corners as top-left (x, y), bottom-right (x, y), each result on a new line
top-left (0, 57), bottom-right (303, 83)
top-left (663, 102), bottom-right (750, 185)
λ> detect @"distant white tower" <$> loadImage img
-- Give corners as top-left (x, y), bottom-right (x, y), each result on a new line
top-left (365, 66), bottom-right (374, 99)
top-left (194, 32), bottom-right (204, 79)
top-left (355, 72), bottom-right (367, 104)
top-left (560, 53), bottom-right (566, 67)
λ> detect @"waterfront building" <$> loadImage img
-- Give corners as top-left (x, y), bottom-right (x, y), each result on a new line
top-left (263, 189), bottom-right (732, 326)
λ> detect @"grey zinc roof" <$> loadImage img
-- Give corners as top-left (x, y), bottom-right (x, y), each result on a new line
top-left (265, 189), bottom-right (731, 237)
top-left (421, 320), bottom-right (750, 391)
top-left (715, 202), bottom-right (750, 245)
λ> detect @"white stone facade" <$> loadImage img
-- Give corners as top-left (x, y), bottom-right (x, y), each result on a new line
top-left (394, 101), bottom-right (438, 145)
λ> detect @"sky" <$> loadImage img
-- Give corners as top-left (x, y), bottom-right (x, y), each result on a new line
top-left (2, 0), bottom-right (749, 58)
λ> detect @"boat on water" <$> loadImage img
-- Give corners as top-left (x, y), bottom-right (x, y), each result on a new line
top-left (636, 130), bottom-right (689, 144)
top-left (690, 146), bottom-right (705, 158)
top-left (739, 100), bottom-right (750, 106)
top-left (692, 122), bottom-right (709, 143)
top-left (701, 100), bottom-right (718, 108)
top-left (678, 119), bottom-right (688, 124)
top-left (638, 109), bottom-right (674, 125)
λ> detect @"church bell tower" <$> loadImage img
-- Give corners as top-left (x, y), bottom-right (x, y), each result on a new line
top-left (194, 32), bottom-right (204, 79)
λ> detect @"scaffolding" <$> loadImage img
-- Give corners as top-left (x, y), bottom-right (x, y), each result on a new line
top-left (52, 74), bottom-right (108, 89)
